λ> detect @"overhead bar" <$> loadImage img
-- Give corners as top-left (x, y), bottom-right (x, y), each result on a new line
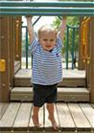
top-left (0, 1), bottom-right (94, 7)
top-left (1, 7), bottom-right (94, 13)
top-left (0, 1), bottom-right (94, 16)
top-left (0, 12), bottom-right (93, 16)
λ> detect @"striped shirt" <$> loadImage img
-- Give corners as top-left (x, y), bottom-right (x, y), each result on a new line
top-left (29, 35), bottom-right (63, 85)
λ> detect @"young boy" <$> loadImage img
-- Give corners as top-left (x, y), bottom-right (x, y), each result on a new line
top-left (26, 16), bottom-right (66, 129)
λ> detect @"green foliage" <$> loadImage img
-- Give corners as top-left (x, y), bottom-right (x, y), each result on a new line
top-left (52, 17), bottom-right (79, 59)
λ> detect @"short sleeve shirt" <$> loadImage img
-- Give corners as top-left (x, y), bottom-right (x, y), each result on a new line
top-left (29, 35), bottom-right (63, 85)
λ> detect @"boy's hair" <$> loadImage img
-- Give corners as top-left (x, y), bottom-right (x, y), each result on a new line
top-left (38, 25), bottom-right (57, 38)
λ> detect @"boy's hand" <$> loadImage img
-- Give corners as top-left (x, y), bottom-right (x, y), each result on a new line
top-left (26, 15), bottom-right (32, 18)
top-left (26, 15), bottom-right (32, 19)
top-left (63, 16), bottom-right (67, 20)
top-left (59, 16), bottom-right (67, 39)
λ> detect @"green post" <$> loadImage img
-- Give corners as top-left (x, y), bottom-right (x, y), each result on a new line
top-left (71, 28), bottom-right (75, 69)
top-left (66, 25), bottom-right (69, 69)
top-left (26, 26), bottom-right (28, 68)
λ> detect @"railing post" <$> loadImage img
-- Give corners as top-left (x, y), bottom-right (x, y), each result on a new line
top-left (71, 28), bottom-right (75, 69)
top-left (26, 26), bottom-right (28, 69)
top-left (66, 25), bottom-right (69, 69)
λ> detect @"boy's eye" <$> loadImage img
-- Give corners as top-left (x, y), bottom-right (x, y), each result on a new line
top-left (43, 39), bottom-right (47, 41)
top-left (50, 39), bottom-right (54, 42)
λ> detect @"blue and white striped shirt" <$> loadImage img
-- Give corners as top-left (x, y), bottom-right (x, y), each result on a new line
top-left (29, 35), bottom-right (63, 85)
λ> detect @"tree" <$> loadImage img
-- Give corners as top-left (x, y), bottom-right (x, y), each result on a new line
top-left (52, 17), bottom-right (79, 60)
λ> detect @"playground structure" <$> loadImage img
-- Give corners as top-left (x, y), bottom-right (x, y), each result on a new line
top-left (0, 1), bottom-right (94, 132)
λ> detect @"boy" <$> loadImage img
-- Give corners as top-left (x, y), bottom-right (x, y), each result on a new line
top-left (26, 16), bottom-right (66, 129)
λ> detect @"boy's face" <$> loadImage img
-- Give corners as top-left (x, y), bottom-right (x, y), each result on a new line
top-left (39, 32), bottom-right (57, 51)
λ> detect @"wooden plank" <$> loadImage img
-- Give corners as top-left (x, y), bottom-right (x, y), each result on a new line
top-left (14, 78), bottom-right (85, 87)
top-left (44, 103), bottom-right (59, 131)
top-left (14, 69), bottom-right (85, 87)
top-left (0, 103), bottom-right (20, 129)
top-left (14, 61), bottom-right (21, 74)
top-left (13, 103), bottom-right (32, 129)
top-left (29, 105), bottom-right (44, 131)
top-left (0, 102), bottom-right (9, 119)
top-left (56, 103), bottom-right (75, 131)
top-left (10, 87), bottom-right (89, 102)
top-left (68, 104), bottom-right (91, 131)
top-left (14, 132), bottom-right (42, 133)
top-left (0, 131), bottom-right (11, 133)
top-left (11, 87), bottom-right (33, 94)
top-left (15, 69), bottom-right (31, 78)
top-left (0, 131), bottom-right (91, 133)
top-left (80, 104), bottom-right (94, 128)
top-left (57, 88), bottom-right (89, 102)
top-left (10, 94), bottom-right (33, 102)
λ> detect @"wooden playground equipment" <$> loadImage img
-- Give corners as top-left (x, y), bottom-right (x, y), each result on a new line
top-left (0, 1), bottom-right (94, 133)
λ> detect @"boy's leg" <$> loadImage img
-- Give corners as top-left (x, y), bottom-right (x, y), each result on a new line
top-left (32, 84), bottom-right (45, 127)
top-left (46, 103), bottom-right (58, 130)
top-left (32, 106), bottom-right (40, 127)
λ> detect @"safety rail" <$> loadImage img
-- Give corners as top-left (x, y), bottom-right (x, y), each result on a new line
top-left (0, 1), bottom-right (94, 7)
top-left (0, 1), bottom-right (94, 16)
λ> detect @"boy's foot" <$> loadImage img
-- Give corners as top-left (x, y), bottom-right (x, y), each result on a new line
top-left (32, 115), bottom-right (41, 127)
top-left (48, 117), bottom-right (58, 130)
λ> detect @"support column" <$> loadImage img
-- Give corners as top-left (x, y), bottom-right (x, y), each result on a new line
top-left (0, 17), bottom-right (10, 102)
top-left (78, 18), bottom-right (85, 70)
top-left (89, 18), bottom-right (94, 103)
top-left (14, 17), bottom-right (22, 73)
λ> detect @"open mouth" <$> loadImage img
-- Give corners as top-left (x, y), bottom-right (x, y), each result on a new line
top-left (46, 45), bottom-right (51, 48)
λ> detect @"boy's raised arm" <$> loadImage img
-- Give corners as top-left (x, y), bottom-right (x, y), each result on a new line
top-left (59, 16), bottom-right (67, 40)
top-left (26, 16), bottom-right (35, 44)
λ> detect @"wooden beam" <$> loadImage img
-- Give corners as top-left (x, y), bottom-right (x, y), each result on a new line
top-left (78, 18), bottom-right (85, 70)
top-left (0, 17), bottom-right (10, 102)
top-left (90, 18), bottom-right (94, 103)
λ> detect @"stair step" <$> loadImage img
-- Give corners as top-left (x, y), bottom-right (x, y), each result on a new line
top-left (10, 87), bottom-right (89, 102)
top-left (14, 69), bottom-right (86, 87)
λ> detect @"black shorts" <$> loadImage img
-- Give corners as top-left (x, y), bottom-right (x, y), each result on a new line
top-left (33, 84), bottom-right (57, 107)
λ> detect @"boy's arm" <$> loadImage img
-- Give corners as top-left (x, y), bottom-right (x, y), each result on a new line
top-left (26, 16), bottom-right (35, 44)
top-left (59, 16), bottom-right (67, 40)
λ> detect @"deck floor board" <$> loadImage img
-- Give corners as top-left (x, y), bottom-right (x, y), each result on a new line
top-left (0, 103), bottom-right (20, 128)
top-left (0, 102), bottom-right (94, 132)
top-left (56, 103), bottom-right (75, 130)
top-left (13, 103), bottom-right (32, 128)
top-left (0, 102), bottom-right (9, 120)
top-left (80, 104), bottom-right (94, 128)
top-left (68, 104), bottom-right (91, 130)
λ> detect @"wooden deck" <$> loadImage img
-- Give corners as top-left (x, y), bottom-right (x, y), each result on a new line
top-left (0, 102), bottom-right (94, 133)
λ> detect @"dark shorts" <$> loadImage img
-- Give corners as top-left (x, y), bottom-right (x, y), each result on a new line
top-left (33, 84), bottom-right (57, 107)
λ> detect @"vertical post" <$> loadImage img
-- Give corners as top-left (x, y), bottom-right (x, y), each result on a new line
top-left (13, 17), bottom-right (21, 73)
top-left (14, 17), bottom-right (22, 73)
top-left (8, 17), bottom-right (15, 87)
top-left (89, 18), bottom-right (94, 103)
top-left (78, 17), bottom-right (85, 70)
top-left (71, 28), bottom-right (75, 69)
top-left (66, 25), bottom-right (69, 69)
top-left (26, 26), bottom-right (28, 69)
top-left (0, 17), bottom-right (10, 102)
